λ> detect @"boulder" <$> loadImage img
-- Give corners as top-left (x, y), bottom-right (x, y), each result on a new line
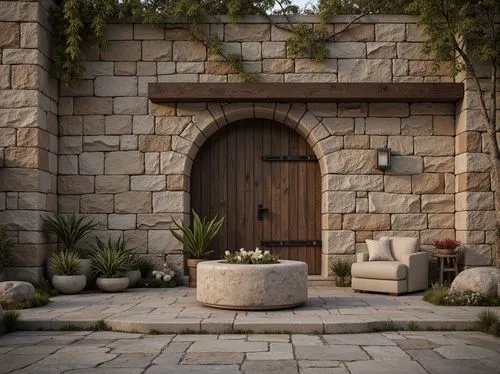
top-left (0, 281), bottom-right (35, 303)
top-left (450, 267), bottom-right (500, 298)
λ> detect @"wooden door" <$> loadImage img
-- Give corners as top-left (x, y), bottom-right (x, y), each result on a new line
top-left (191, 119), bottom-right (321, 274)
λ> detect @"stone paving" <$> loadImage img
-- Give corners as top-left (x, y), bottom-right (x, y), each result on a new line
top-left (16, 287), bottom-right (500, 334)
top-left (1, 330), bottom-right (499, 373)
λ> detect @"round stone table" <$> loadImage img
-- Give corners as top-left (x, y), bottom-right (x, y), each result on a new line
top-left (196, 260), bottom-right (308, 310)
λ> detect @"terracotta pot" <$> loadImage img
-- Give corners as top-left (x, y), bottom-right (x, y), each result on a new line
top-left (96, 277), bottom-right (129, 293)
top-left (126, 270), bottom-right (141, 288)
top-left (187, 259), bottom-right (205, 288)
top-left (52, 274), bottom-right (87, 294)
top-left (436, 248), bottom-right (455, 255)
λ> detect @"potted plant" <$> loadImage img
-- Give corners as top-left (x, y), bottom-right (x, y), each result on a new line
top-left (0, 225), bottom-right (13, 281)
top-left (432, 238), bottom-right (461, 255)
top-left (49, 250), bottom-right (86, 294)
top-left (42, 213), bottom-right (96, 279)
top-left (170, 211), bottom-right (224, 288)
top-left (89, 236), bottom-right (132, 292)
top-left (126, 257), bottom-right (142, 288)
top-left (331, 257), bottom-right (352, 287)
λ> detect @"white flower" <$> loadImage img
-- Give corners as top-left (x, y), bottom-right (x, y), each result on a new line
top-left (239, 248), bottom-right (245, 252)
top-left (152, 270), bottom-right (158, 276)
top-left (236, 255), bottom-right (242, 261)
top-left (155, 273), bottom-right (162, 279)
top-left (225, 250), bottom-right (230, 256)
top-left (163, 274), bottom-right (172, 281)
top-left (264, 250), bottom-right (270, 255)
top-left (169, 270), bottom-right (175, 277)
top-left (258, 254), bottom-right (263, 259)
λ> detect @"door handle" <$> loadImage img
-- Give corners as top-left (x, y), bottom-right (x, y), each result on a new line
top-left (257, 204), bottom-right (268, 221)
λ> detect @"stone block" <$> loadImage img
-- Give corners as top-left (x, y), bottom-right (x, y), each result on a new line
top-left (145, 153), bottom-right (160, 175)
top-left (0, 128), bottom-right (16, 147)
top-left (172, 41), bottom-right (206, 61)
top-left (401, 116), bottom-right (432, 135)
top-left (0, 168), bottom-right (51, 193)
top-left (58, 195), bottom-right (79, 213)
top-left (365, 118), bottom-right (400, 135)
top-left (157, 61), bottom-right (176, 75)
top-left (421, 194), bottom-right (454, 213)
top-left (79, 152), bottom-right (104, 175)
top-left (176, 62), bottom-right (204, 73)
top-left (160, 152), bottom-right (191, 175)
top-left (387, 136), bottom-right (413, 155)
top-left (414, 136), bottom-right (454, 156)
top-left (344, 135), bottom-right (369, 149)
top-left (83, 116), bottom-right (105, 135)
top-left (242, 42), bottom-right (261, 61)
top-left (137, 62), bottom-right (157, 76)
top-left (335, 23), bottom-right (374, 41)
top-left (0, 22), bottom-right (19, 47)
top-left (396, 42), bottom-right (426, 60)
top-left (338, 59), bottom-right (392, 82)
top-left (152, 191), bottom-right (189, 213)
top-left (423, 157), bottom-right (454, 173)
top-left (205, 61), bottom-right (237, 74)
top-left (133, 24), bottom-right (164, 39)
top-left (74, 97), bottom-right (112, 115)
top-left (389, 156), bottom-right (423, 175)
top-left (384, 175), bottom-right (411, 193)
top-left (457, 173), bottom-right (490, 192)
top-left (367, 42), bottom-right (396, 58)
top-left (321, 214), bottom-right (342, 230)
top-left (285, 73), bottom-right (337, 83)
top-left (80, 194), bottom-right (114, 213)
top-left (82, 62), bottom-right (114, 79)
top-left (325, 150), bottom-right (377, 174)
top-left (0, 107), bottom-right (37, 127)
top-left (113, 97), bottom-right (148, 115)
top-left (133, 115), bottom-right (155, 135)
top-left (0, 65), bottom-right (10, 89)
top-left (455, 192), bottom-right (494, 211)
top-left (131, 175), bottom-right (166, 191)
top-left (455, 153), bottom-right (490, 174)
top-left (58, 176), bottom-right (94, 194)
top-left (105, 151), bottom-right (144, 175)
top-left (124, 230), bottom-right (147, 252)
top-left (225, 24), bottom-right (270, 42)
top-left (95, 175), bottom-right (129, 194)
top-left (138, 135), bottom-right (172, 152)
top-left (263, 59), bottom-right (294, 73)
top-left (368, 192), bottom-right (420, 213)
top-left (167, 175), bottom-right (189, 191)
top-left (101, 41), bottom-right (141, 61)
top-left (322, 191), bottom-right (356, 213)
top-left (262, 41), bottom-right (286, 58)
top-left (420, 229), bottom-right (456, 245)
top-left (18, 192), bottom-right (46, 211)
top-left (148, 230), bottom-right (182, 253)
top-left (323, 117), bottom-right (354, 135)
top-left (115, 191), bottom-right (151, 213)
top-left (120, 135), bottom-right (138, 151)
top-left (463, 244), bottom-right (492, 266)
top-left (143, 40), bottom-right (173, 61)
top-left (108, 214), bottom-right (136, 230)
top-left (456, 132), bottom-right (482, 154)
top-left (95, 76), bottom-right (137, 97)
top-left (0, 90), bottom-right (37, 108)
top-left (105, 115), bottom-right (132, 135)
top-left (412, 174), bottom-right (444, 194)
top-left (137, 213), bottom-right (184, 230)
top-left (295, 59), bottom-right (337, 73)
top-left (428, 214), bottom-right (454, 229)
top-left (325, 175), bottom-right (383, 191)
top-left (11, 65), bottom-right (39, 89)
top-left (411, 103), bottom-right (455, 115)
top-left (375, 24), bottom-right (406, 41)
top-left (83, 136), bottom-right (120, 152)
top-left (322, 230), bottom-right (355, 254)
top-left (391, 214), bottom-right (427, 230)
top-left (343, 214), bottom-right (390, 230)
top-left (369, 103), bottom-right (409, 117)
top-left (370, 135), bottom-right (387, 148)
top-left (456, 230), bottom-right (485, 244)
top-left (58, 155), bottom-right (78, 175)
top-left (433, 116), bottom-right (455, 136)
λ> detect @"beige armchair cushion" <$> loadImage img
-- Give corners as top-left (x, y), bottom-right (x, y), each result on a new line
top-left (366, 239), bottom-right (393, 261)
top-left (351, 261), bottom-right (407, 281)
top-left (380, 236), bottom-right (419, 261)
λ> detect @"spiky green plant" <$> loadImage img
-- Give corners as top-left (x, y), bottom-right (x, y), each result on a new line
top-left (49, 250), bottom-right (81, 276)
top-left (331, 257), bottom-right (352, 277)
top-left (42, 213), bottom-right (96, 253)
top-left (2, 310), bottom-right (21, 333)
top-left (477, 310), bottom-right (499, 336)
top-left (89, 236), bottom-right (133, 278)
top-left (0, 224), bottom-right (13, 270)
top-left (136, 257), bottom-right (155, 278)
top-left (170, 211), bottom-right (224, 259)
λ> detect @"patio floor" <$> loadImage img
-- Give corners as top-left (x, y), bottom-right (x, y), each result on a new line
top-left (16, 286), bottom-right (499, 334)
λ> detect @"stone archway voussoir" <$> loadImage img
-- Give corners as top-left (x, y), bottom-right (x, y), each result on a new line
top-left (222, 103), bottom-right (255, 123)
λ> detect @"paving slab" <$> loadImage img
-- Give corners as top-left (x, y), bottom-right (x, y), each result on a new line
top-left (362, 345), bottom-right (412, 360)
top-left (181, 352), bottom-right (244, 365)
top-left (100, 353), bottom-right (157, 368)
top-left (241, 360), bottom-right (299, 374)
top-left (346, 360), bottom-right (428, 374)
top-left (417, 358), bottom-right (496, 374)
top-left (295, 345), bottom-right (370, 361)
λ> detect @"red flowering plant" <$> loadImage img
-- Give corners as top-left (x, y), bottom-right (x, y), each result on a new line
top-left (432, 238), bottom-right (461, 253)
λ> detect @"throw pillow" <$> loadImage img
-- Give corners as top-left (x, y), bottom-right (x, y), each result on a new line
top-left (366, 239), bottom-right (394, 261)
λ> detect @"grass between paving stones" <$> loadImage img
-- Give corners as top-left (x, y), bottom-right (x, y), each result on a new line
top-left (423, 283), bottom-right (500, 306)
top-left (0, 310), bottom-right (21, 336)
top-left (476, 310), bottom-right (500, 337)
top-left (59, 320), bottom-right (111, 332)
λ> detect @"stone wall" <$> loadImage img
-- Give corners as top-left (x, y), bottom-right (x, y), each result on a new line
top-left (0, 7), bottom-right (497, 279)
top-left (0, 0), bottom-right (58, 280)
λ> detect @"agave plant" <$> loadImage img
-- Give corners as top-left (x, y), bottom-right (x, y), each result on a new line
top-left (170, 211), bottom-right (224, 259)
top-left (49, 250), bottom-right (81, 276)
top-left (89, 236), bottom-right (133, 278)
top-left (42, 213), bottom-right (96, 254)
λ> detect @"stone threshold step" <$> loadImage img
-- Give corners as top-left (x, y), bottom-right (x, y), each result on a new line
top-left (18, 317), bottom-right (476, 335)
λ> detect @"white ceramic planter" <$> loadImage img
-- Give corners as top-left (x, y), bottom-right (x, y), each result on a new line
top-left (197, 260), bottom-right (308, 310)
top-left (96, 277), bottom-right (129, 293)
top-left (126, 270), bottom-right (141, 287)
top-left (52, 274), bottom-right (87, 294)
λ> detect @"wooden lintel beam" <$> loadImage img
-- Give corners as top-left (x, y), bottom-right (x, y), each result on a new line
top-left (148, 83), bottom-right (464, 103)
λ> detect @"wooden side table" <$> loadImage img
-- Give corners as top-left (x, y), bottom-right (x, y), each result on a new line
top-left (434, 253), bottom-right (459, 283)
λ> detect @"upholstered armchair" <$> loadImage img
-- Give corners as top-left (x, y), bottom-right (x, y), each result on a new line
top-left (351, 237), bottom-right (429, 295)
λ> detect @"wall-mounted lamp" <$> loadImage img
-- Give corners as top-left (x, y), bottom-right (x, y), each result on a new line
top-left (376, 148), bottom-right (391, 171)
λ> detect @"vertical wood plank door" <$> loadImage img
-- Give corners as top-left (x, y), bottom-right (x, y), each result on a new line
top-left (191, 119), bottom-right (321, 275)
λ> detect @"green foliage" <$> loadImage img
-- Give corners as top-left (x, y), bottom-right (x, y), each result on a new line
top-left (1, 310), bottom-right (21, 334)
top-left (42, 213), bottom-right (96, 254)
top-left (49, 250), bottom-right (81, 276)
top-left (330, 257), bottom-right (352, 277)
top-left (170, 211), bottom-right (224, 259)
top-left (89, 236), bottom-right (133, 278)
top-left (1, 290), bottom-right (50, 310)
top-left (93, 319), bottom-right (111, 331)
top-left (423, 283), bottom-right (500, 307)
top-left (0, 224), bottom-right (13, 270)
top-left (423, 282), bottom-right (449, 305)
top-left (476, 310), bottom-right (499, 337)
top-left (224, 248), bottom-right (279, 264)
top-left (136, 257), bottom-right (155, 278)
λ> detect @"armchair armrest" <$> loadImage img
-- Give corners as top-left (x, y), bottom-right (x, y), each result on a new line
top-left (357, 252), bottom-right (369, 263)
top-left (401, 251), bottom-right (429, 292)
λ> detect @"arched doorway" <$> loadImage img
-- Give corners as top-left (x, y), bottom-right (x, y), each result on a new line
top-left (191, 118), bottom-right (321, 275)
